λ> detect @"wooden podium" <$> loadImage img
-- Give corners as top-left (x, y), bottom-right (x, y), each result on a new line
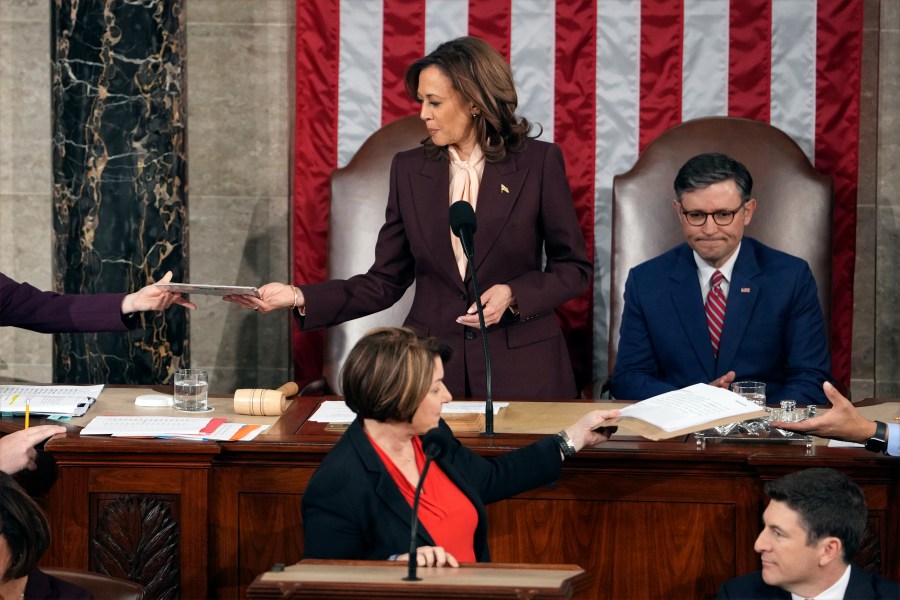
top-left (246, 560), bottom-right (590, 599)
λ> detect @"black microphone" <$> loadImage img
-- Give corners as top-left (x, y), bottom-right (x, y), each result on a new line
top-left (448, 201), bottom-right (494, 437)
top-left (404, 428), bottom-right (454, 582)
top-left (449, 200), bottom-right (476, 258)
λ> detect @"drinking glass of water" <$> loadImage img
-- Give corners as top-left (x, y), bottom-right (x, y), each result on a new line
top-left (732, 381), bottom-right (767, 435)
top-left (174, 369), bottom-right (209, 412)
top-left (731, 381), bottom-right (766, 407)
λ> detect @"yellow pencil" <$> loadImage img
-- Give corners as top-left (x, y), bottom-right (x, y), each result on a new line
top-left (25, 399), bottom-right (30, 429)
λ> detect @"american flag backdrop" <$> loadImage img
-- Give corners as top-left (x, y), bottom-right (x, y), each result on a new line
top-left (293, 0), bottom-right (861, 393)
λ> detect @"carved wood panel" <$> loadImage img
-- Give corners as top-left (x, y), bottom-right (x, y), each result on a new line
top-left (91, 494), bottom-right (180, 599)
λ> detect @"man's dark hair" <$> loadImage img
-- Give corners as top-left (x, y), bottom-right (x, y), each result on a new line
top-left (674, 152), bottom-right (753, 202)
top-left (764, 468), bottom-right (867, 563)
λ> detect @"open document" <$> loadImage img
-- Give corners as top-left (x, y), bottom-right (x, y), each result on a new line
top-left (615, 384), bottom-right (768, 441)
top-left (0, 384), bottom-right (103, 417)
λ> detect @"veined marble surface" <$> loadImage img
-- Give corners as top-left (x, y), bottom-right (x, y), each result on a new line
top-left (50, 0), bottom-right (188, 384)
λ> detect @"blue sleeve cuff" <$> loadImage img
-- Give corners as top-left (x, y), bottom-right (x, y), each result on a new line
top-left (886, 423), bottom-right (900, 457)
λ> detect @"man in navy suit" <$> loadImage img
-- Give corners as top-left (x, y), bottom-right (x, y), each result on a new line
top-left (611, 152), bottom-right (832, 404)
top-left (717, 468), bottom-right (899, 599)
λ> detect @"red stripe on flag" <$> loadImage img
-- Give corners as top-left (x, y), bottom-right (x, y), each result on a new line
top-left (468, 0), bottom-right (511, 60)
top-left (638, 0), bottom-right (683, 153)
top-left (728, 0), bottom-right (771, 120)
top-left (815, 0), bottom-right (862, 391)
top-left (382, 0), bottom-right (425, 125)
top-left (555, 0), bottom-right (597, 391)
top-left (293, 0), bottom-right (339, 386)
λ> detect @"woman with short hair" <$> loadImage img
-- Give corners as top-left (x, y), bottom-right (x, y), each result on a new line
top-left (301, 327), bottom-right (618, 566)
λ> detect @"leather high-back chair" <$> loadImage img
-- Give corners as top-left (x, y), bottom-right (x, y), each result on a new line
top-left (608, 116), bottom-right (832, 381)
top-left (321, 115), bottom-right (428, 394)
top-left (42, 567), bottom-right (144, 600)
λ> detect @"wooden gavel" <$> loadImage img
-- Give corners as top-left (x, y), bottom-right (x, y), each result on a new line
top-left (233, 382), bottom-right (299, 416)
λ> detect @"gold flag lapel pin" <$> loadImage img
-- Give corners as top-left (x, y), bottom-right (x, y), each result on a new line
top-left (500, 184), bottom-right (509, 194)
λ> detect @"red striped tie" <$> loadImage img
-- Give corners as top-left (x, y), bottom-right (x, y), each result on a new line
top-left (706, 270), bottom-right (727, 357)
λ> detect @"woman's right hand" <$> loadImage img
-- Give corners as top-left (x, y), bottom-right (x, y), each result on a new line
top-left (0, 426), bottom-right (67, 474)
top-left (223, 282), bottom-right (303, 314)
top-left (564, 409), bottom-right (621, 451)
top-left (393, 546), bottom-right (459, 568)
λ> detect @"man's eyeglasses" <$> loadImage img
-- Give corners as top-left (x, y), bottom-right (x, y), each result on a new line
top-left (680, 203), bottom-right (745, 226)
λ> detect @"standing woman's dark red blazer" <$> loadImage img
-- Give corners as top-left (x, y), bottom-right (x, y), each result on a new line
top-left (298, 140), bottom-right (591, 400)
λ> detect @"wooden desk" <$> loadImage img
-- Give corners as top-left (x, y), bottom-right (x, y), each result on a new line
top-left (246, 560), bottom-right (589, 599)
top-left (7, 389), bottom-right (898, 600)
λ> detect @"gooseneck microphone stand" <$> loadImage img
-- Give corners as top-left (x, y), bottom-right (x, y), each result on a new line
top-left (461, 241), bottom-right (493, 437)
top-left (404, 428), bottom-right (451, 581)
top-left (449, 201), bottom-right (494, 437)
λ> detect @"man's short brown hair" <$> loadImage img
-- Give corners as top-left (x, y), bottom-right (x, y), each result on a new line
top-left (340, 327), bottom-right (452, 423)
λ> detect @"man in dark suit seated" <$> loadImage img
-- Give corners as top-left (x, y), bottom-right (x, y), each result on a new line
top-left (717, 468), bottom-right (899, 599)
top-left (610, 152), bottom-right (832, 404)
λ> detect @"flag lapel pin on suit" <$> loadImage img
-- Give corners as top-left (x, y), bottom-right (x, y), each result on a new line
top-left (741, 287), bottom-right (750, 293)
top-left (500, 184), bottom-right (509, 194)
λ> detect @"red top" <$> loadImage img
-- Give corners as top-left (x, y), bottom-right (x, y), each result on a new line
top-left (368, 432), bottom-right (477, 562)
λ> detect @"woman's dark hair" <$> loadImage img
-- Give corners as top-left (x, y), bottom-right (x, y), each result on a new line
top-left (340, 327), bottom-right (452, 423)
top-left (404, 36), bottom-right (534, 162)
top-left (0, 472), bottom-right (51, 582)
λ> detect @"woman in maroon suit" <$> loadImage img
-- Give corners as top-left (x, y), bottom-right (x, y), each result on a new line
top-left (1, 270), bottom-right (195, 475)
top-left (0, 270), bottom-right (195, 333)
top-left (227, 37), bottom-right (591, 399)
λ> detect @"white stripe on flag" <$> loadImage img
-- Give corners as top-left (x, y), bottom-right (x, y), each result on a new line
top-left (425, 0), bottom-right (467, 54)
top-left (511, 0), bottom-right (556, 143)
top-left (595, 0), bottom-right (641, 377)
top-left (337, 0), bottom-right (383, 168)
top-left (771, 0), bottom-right (817, 162)
top-left (682, 0), bottom-right (729, 119)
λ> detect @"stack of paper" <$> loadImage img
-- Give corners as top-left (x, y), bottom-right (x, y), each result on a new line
top-left (309, 400), bottom-right (507, 424)
top-left (80, 416), bottom-right (268, 441)
top-left (0, 384), bottom-right (103, 417)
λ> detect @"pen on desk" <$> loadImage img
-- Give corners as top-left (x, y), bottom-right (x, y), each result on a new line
top-left (25, 398), bottom-right (30, 429)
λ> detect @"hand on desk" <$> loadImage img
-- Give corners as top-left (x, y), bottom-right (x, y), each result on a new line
top-left (395, 545), bottom-right (459, 568)
top-left (0, 425), bottom-right (67, 474)
top-left (769, 381), bottom-right (877, 444)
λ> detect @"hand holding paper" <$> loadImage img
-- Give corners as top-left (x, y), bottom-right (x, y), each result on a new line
top-left (614, 384), bottom-right (768, 440)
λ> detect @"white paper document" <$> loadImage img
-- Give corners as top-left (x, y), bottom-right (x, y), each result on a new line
top-left (154, 283), bottom-right (260, 297)
top-left (308, 400), bottom-right (508, 423)
top-left (80, 416), bottom-right (269, 441)
top-left (0, 384), bottom-right (104, 416)
top-left (80, 416), bottom-right (212, 436)
top-left (618, 383), bottom-right (764, 433)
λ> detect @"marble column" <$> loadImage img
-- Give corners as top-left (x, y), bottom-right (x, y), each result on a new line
top-left (51, 0), bottom-right (187, 384)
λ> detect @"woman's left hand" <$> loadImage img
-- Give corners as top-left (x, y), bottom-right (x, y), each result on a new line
top-left (564, 409), bottom-right (621, 451)
top-left (456, 284), bottom-right (514, 327)
top-left (394, 545), bottom-right (459, 568)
